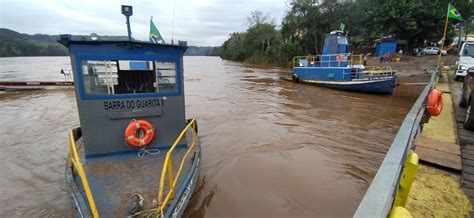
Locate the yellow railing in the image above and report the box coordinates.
[363,66,395,77]
[68,130,99,218]
[157,119,198,215]
[292,53,363,68]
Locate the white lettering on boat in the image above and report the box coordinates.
[172,157,199,217]
[103,99,164,111]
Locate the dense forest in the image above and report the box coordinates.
[219,0,474,67]
[0,28,70,56]
[0,28,218,57]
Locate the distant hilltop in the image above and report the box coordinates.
[0,28,218,57]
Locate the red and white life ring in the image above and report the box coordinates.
[427,89,443,116]
[337,54,344,62]
[125,119,155,147]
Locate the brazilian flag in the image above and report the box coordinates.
[150,18,166,44]
[448,5,462,21]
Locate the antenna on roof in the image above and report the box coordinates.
[171,0,176,45]
[121,5,133,41]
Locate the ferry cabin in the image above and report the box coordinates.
[60,36,201,217]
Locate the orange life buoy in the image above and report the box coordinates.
[427,89,443,116]
[125,119,155,148]
[337,54,344,62]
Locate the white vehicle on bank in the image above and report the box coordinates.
[422,47,446,55]
[455,42,474,81]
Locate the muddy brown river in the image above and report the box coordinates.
[0,56,424,217]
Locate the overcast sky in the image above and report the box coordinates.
[0,0,288,46]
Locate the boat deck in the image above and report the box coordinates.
[83,147,193,216]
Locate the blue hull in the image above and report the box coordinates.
[291,66,397,94]
[300,77,397,95]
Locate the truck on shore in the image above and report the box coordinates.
[455,41,474,81]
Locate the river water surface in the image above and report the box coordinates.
[0,56,422,217]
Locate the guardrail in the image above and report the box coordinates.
[364,66,394,74]
[354,71,437,217]
[157,119,198,215]
[361,66,395,78]
[68,129,99,218]
[292,53,363,68]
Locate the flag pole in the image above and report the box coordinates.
[437,3,450,68]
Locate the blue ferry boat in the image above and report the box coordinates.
[289,31,397,94]
[61,6,200,217]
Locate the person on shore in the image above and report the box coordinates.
[381,53,388,63]
[385,53,392,63]
[363,53,369,66]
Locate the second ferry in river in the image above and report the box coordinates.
[288,31,397,94]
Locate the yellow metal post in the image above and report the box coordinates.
[349,53,353,67]
[388,207,413,218]
[167,157,175,199]
[68,131,99,218]
[393,152,419,208]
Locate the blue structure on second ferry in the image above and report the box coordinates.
[290,31,397,94]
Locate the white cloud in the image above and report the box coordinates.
[0,0,287,46]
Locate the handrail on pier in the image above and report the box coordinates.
[354,71,438,217]
[362,66,395,77]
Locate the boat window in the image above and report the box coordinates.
[325,36,338,54]
[80,60,178,95]
[337,36,348,45]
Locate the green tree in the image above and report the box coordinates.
[367,0,473,48]
[220,32,247,61]
[281,0,367,54]
[220,0,474,67]
[281,0,324,54]
[246,10,274,28]
[220,10,290,66]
